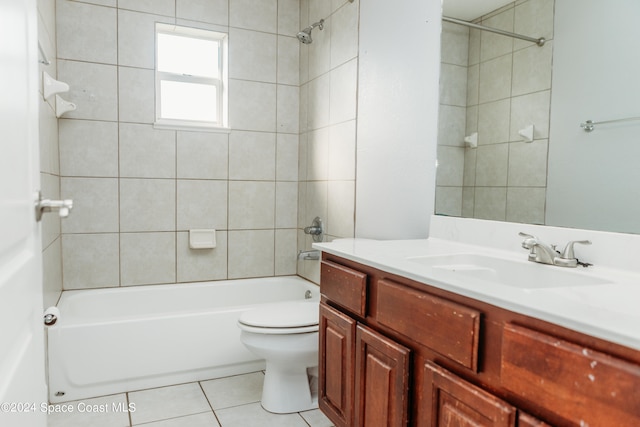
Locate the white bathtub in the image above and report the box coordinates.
[47,276,319,403]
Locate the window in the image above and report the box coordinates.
[155,24,228,130]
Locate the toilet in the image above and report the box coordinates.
[238,300,320,414]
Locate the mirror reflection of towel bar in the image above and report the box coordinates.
[580,116,640,132]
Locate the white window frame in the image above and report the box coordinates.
[154,23,229,132]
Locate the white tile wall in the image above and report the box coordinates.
[278,36,300,85]
[276,182,299,228]
[229,28,277,83]
[278,85,300,133]
[475,144,509,186]
[119,0,175,16]
[228,230,276,278]
[118,67,155,124]
[119,124,176,178]
[230,0,278,33]
[120,179,176,232]
[435,0,554,225]
[62,234,120,289]
[42,239,62,308]
[478,55,512,103]
[177,180,228,230]
[328,120,356,181]
[330,1,359,67]
[228,181,276,229]
[176,0,228,26]
[229,80,277,132]
[176,232,228,282]
[56,1,117,64]
[59,120,118,177]
[120,232,176,286]
[328,58,357,125]
[58,60,118,121]
[117,9,173,69]
[307,127,329,181]
[229,131,276,180]
[275,229,298,275]
[176,131,229,180]
[61,178,119,233]
[39,0,62,307]
[57,0,301,288]
[297,0,359,283]
[512,41,553,96]
[276,134,299,181]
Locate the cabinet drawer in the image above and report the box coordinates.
[501,324,640,426]
[376,279,481,371]
[321,260,367,317]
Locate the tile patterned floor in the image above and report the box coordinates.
[47,371,334,427]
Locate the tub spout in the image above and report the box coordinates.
[298,250,320,261]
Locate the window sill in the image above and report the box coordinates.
[153,121,231,134]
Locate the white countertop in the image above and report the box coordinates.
[313,236,640,351]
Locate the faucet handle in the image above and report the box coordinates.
[561,240,592,259]
[518,232,538,249]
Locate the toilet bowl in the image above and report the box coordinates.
[238,300,319,414]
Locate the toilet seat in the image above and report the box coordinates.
[238,301,319,335]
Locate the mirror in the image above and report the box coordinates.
[435,0,640,234]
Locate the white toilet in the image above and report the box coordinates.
[238,300,320,414]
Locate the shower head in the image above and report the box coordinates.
[296,28,313,44]
[296,19,324,44]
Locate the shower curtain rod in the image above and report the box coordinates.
[38,41,51,65]
[443,16,546,47]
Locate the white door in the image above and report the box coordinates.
[0,0,47,426]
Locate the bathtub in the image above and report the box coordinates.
[47,276,319,403]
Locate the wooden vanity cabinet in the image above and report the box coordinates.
[319,254,640,427]
[319,262,411,427]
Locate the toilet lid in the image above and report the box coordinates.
[239,301,319,329]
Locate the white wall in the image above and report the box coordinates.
[355,0,441,239]
[546,0,640,233]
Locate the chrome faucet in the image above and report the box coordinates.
[519,232,592,268]
[303,217,324,242]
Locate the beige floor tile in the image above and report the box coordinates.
[134,411,220,427]
[47,394,130,427]
[215,402,309,427]
[201,372,264,410]
[128,383,210,425]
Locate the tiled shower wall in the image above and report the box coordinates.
[436,0,554,224]
[297,0,359,283]
[39,0,62,306]
[57,0,301,289]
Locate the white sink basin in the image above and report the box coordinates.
[407,253,610,289]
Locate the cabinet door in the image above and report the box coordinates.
[518,412,552,427]
[319,303,356,427]
[421,361,516,427]
[354,324,410,427]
